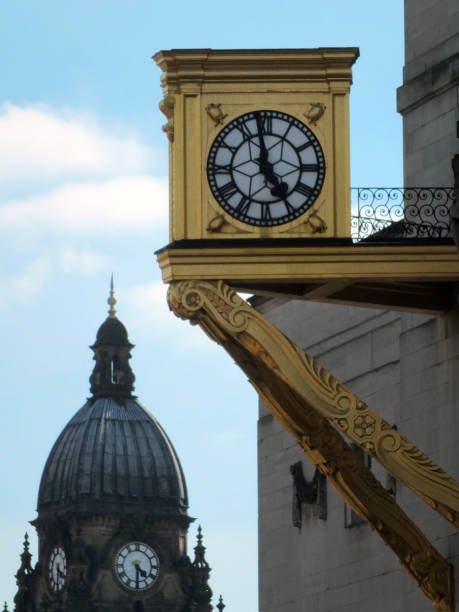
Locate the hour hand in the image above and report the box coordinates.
[271,181,288,198]
[258,155,289,198]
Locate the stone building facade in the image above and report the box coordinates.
[397,0,459,186]
[257,1,459,610]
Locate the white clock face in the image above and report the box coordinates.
[207,109,325,226]
[115,542,159,591]
[48,546,67,592]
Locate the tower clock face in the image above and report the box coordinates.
[207,109,325,227]
[48,545,67,592]
[115,542,159,591]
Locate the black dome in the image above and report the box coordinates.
[37,397,188,518]
[93,316,132,348]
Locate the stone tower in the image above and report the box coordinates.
[13,284,220,612]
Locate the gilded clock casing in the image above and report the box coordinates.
[154,48,359,241]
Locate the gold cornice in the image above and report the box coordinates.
[156,242,458,312]
[153,48,359,89]
[166,279,455,612]
[156,242,459,282]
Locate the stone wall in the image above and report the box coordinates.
[397,0,459,186]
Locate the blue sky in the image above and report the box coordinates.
[0,1,403,609]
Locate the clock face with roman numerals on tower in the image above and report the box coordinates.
[207,109,325,227]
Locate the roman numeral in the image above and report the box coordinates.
[222,141,237,154]
[260,114,272,133]
[261,205,273,222]
[295,141,312,153]
[235,196,250,216]
[284,200,297,215]
[300,163,319,172]
[219,181,238,199]
[235,121,253,139]
[213,163,231,175]
[296,182,313,197]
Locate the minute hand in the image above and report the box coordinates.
[255,114,288,198]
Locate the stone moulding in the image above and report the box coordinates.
[167,279,458,612]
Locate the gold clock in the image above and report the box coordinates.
[207,109,325,227]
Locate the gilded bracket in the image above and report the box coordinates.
[167,279,457,612]
[159,94,175,142]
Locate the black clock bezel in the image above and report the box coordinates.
[207,109,325,227]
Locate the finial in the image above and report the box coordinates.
[190,524,212,605]
[107,274,117,318]
[192,525,209,569]
[217,595,225,611]
[4,602,9,612]
[15,532,33,581]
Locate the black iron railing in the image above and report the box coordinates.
[350,187,455,242]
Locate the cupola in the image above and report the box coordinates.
[37,281,188,518]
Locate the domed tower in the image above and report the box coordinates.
[14,283,219,612]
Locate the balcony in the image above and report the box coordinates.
[157,187,459,314]
[351,187,454,242]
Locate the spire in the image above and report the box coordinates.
[189,526,213,611]
[89,280,135,399]
[216,596,225,611]
[14,533,35,611]
[193,525,208,568]
[15,534,33,579]
[108,274,117,318]
[3,603,9,612]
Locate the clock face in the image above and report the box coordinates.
[48,546,67,592]
[115,542,159,591]
[207,109,325,227]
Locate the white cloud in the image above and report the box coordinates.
[0,255,52,305]
[57,247,109,274]
[0,247,109,307]
[0,176,168,236]
[0,103,154,183]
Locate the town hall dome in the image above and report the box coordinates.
[37,282,188,519]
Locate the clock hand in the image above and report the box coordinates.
[255,113,288,198]
[56,564,65,582]
[255,113,267,155]
[133,560,148,587]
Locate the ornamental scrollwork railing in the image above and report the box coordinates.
[350,187,455,242]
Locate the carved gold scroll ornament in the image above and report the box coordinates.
[167,279,458,612]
